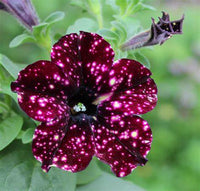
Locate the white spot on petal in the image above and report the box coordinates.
[109,78,116,86]
[131,130,138,138]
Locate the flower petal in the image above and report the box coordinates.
[32,115,69,172]
[51,32,115,94]
[52,117,95,172]
[92,116,152,177]
[103,115,152,158]
[17,92,68,122]
[11,60,73,98]
[98,78,157,116]
[80,31,115,94]
[108,59,152,92]
[92,59,152,105]
[51,33,82,87]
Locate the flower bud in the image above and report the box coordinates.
[0,0,39,30]
[121,12,184,51]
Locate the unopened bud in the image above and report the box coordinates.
[0,0,39,30]
[121,12,184,51]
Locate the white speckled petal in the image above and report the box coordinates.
[92,116,152,177]
[98,78,157,116]
[51,33,82,87]
[108,59,152,92]
[80,31,115,95]
[11,60,74,98]
[52,118,95,172]
[103,115,152,158]
[32,114,70,172]
[17,92,68,122]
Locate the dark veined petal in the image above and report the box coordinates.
[80,31,115,94]
[17,92,68,122]
[52,117,95,172]
[51,32,115,94]
[32,114,70,172]
[98,78,157,116]
[108,59,152,92]
[11,60,74,98]
[51,33,82,87]
[103,115,152,158]
[92,117,152,177]
[92,59,152,105]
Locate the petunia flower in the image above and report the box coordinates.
[121,12,184,51]
[0,0,39,30]
[11,31,157,177]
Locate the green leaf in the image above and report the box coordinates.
[0,101,10,119]
[44,11,65,24]
[0,141,77,191]
[53,33,63,41]
[70,1,87,10]
[5,161,35,191]
[29,166,76,191]
[76,172,145,191]
[0,79,17,102]
[116,0,127,15]
[0,113,23,150]
[130,2,156,15]
[22,127,35,144]
[134,51,151,68]
[140,3,156,11]
[123,17,140,39]
[67,18,98,34]
[9,34,35,48]
[111,21,127,42]
[6,163,77,191]
[32,23,49,38]
[86,0,101,15]
[105,0,119,12]
[77,158,102,185]
[0,54,22,79]
[98,29,119,40]
[0,101,9,112]
[0,142,32,188]
[115,49,128,60]
[0,54,25,101]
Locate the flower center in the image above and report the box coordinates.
[72,102,86,113]
[68,87,97,117]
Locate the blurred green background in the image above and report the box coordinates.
[0,0,200,191]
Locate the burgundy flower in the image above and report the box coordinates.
[11,31,157,177]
